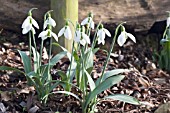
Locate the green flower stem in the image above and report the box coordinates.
[39,40,44,66]
[99,23,124,84]
[67,41,75,91]
[31,30,38,52]
[28,32,32,67]
[91,22,101,49]
[48,37,52,81]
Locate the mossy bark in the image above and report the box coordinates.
[51,0,78,54]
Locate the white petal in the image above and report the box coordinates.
[32,17,39,29]
[81,17,89,25]
[101,39,105,45]
[117,31,126,46]
[97,29,102,37]
[31,27,36,34]
[80,39,86,46]
[42,36,48,40]
[51,32,58,42]
[167,17,170,27]
[22,24,32,34]
[22,16,30,28]
[38,31,47,38]
[43,20,48,29]
[97,37,102,45]
[49,17,56,27]
[82,33,90,44]
[58,27,65,37]
[100,30,105,40]
[103,28,111,37]
[126,33,136,43]
[90,20,95,29]
[74,31,81,42]
[22,28,28,34]
[64,26,72,40]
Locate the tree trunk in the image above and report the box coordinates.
[51,0,78,53]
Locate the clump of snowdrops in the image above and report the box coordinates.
[0,9,140,112]
[55,12,139,113]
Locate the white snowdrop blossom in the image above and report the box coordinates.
[167,17,170,27]
[74,29,90,46]
[43,16,56,29]
[81,17,94,29]
[97,27,111,45]
[22,16,39,34]
[81,13,94,29]
[117,31,136,46]
[38,29,58,41]
[58,25,72,40]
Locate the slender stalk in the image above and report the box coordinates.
[48,37,52,81]
[91,22,101,49]
[29,32,32,66]
[67,41,75,91]
[39,40,44,66]
[99,23,124,83]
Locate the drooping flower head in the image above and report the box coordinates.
[74,24,90,46]
[81,12,94,29]
[43,10,56,30]
[97,24,111,45]
[21,8,39,34]
[117,26,136,47]
[58,20,72,40]
[38,27,58,41]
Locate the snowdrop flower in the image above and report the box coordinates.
[43,16,56,29]
[160,38,169,44]
[97,24,111,45]
[117,26,136,46]
[58,21,72,40]
[38,29,58,41]
[167,17,170,27]
[81,12,94,29]
[22,16,39,34]
[74,25,90,46]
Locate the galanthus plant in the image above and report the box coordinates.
[0,8,140,112]
[157,11,170,72]
[55,13,140,113]
[0,9,67,104]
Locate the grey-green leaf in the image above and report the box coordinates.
[104,94,140,105]
[96,69,129,85]
[50,51,67,66]
[84,69,95,91]
[18,50,32,74]
[84,75,125,109]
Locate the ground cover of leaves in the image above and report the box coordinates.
[0,29,170,113]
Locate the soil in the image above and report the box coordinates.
[0,27,170,113]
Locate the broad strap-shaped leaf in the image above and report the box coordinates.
[96,69,129,85]
[49,51,67,66]
[84,75,125,109]
[104,94,140,105]
[18,50,32,74]
[66,61,77,82]
[84,69,95,91]
[52,43,72,61]
[92,47,100,54]
[85,48,93,70]
[0,66,24,74]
